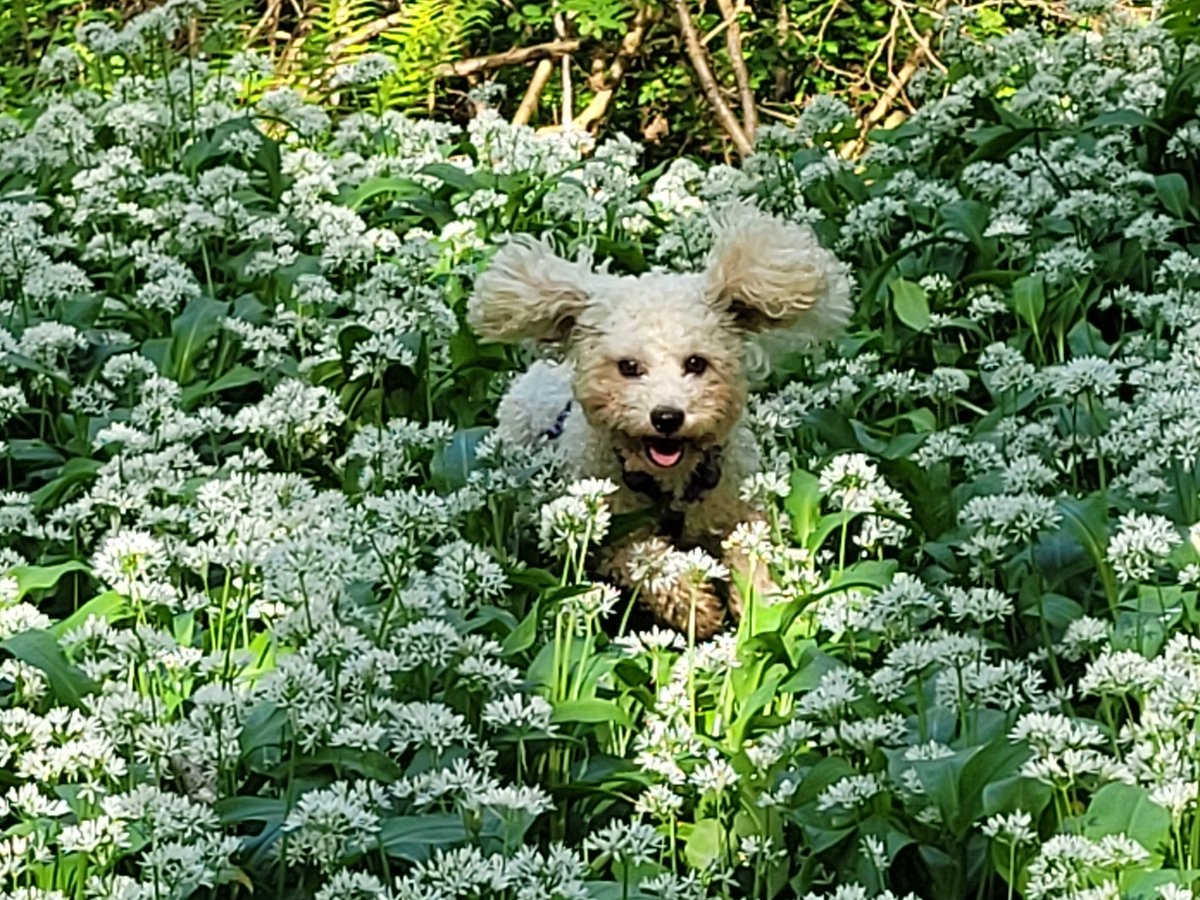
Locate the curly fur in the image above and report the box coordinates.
[470,210,853,637]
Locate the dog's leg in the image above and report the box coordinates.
[603,533,727,640]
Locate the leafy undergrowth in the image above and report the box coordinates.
[3,3,1200,899]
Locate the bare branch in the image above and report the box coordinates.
[326,12,409,57]
[575,4,655,131]
[847,0,951,157]
[894,0,948,74]
[714,0,756,139]
[673,0,754,157]
[432,38,586,78]
[553,9,573,130]
[513,58,555,125]
[247,0,283,47]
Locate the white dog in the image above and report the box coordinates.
[469,211,853,637]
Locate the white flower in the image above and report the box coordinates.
[816,773,882,811]
[91,529,165,596]
[1106,511,1181,582]
[282,781,383,870]
[982,810,1036,844]
[583,820,663,866]
[690,750,739,793]
[482,693,556,733]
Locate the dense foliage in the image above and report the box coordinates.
[1,0,1082,161]
[4,2,1200,899]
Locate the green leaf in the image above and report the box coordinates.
[170,295,229,383]
[8,560,91,601]
[275,748,404,781]
[430,426,490,491]
[502,599,541,656]
[551,699,632,728]
[53,591,128,638]
[785,469,822,545]
[6,439,64,466]
[1011,275,1045,329]
[683,818,724,869]
[0,629,98,707]
[181,365,263,407]
[885,744,984,837]
[346,175,430,209]
[730,665,785,747]
[215,796,288,825]
[28,457,102,511]
[1083,783,1171,855]
[939,200,989,249]
[418,163,479,193]
[982,774,1051,819]
[1154,173,1191,220]
[889,278,931,331]
[377,814,469,862]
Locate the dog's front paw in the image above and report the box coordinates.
[606,536,731,639]
[643,576,726,640]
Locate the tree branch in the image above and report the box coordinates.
[432,38,586,78]
[847,0,950,156]
[513,58,555,125]
[575,3,655,131]
[553,8,573,130]
[714,0,756,140]
[673,0,753,157]
[326,11,408,57]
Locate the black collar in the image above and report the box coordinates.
[618,444,724,505]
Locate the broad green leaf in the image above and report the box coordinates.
[170,295,229,383]
[181,365,263,407]
[6,439,64,466]
[9,560,91,601]
[0,629,98,707]
[889,278,931,331]
[984,772,1051,820]
[28,457,102,511]
[53,591,128,638]
[377,814,469,861]
[939,199,989,249]
[502,599,541,656]
[418,162,479,193]
[730,665,785,747]
[1155,173,1191,219]
[430,426,490,491]
[583,884,656,900]
[785,469,822,544]
[346,175,429,209]
[1083,783,1171,855]
[551,699,632,728]
[683,818,724,870]
[885,744,984,836]
[214,796,287,825]
[1011,275,1045,329]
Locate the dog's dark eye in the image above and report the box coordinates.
[684,355,709,375]
[617,359,642,378]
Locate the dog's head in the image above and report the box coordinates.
[469,211,853,484]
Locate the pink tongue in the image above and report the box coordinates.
[649,445,683,467]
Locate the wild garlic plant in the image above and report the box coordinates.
[4,1,1200,899]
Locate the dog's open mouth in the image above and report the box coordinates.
[645,437,685,468]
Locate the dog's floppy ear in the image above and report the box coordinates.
[468,235,593,346]
[705,211,853,340]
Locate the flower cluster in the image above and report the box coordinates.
[3,3,1200,899]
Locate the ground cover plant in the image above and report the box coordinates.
[3,2,1200,898]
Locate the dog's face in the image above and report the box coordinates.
[570,276,747,478]
[468,211,854,488]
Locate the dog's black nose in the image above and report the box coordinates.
[651,406,685,435]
